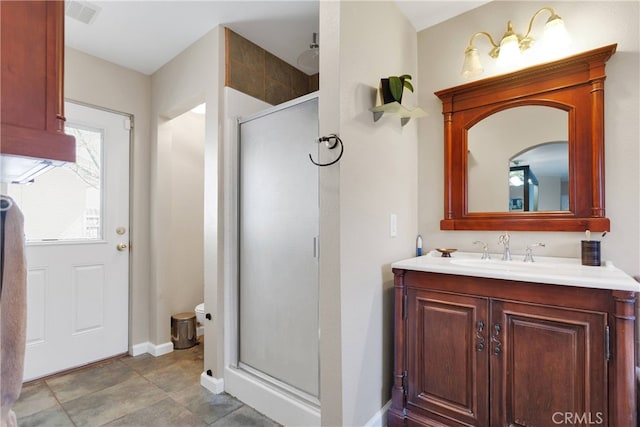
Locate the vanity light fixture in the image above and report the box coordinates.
[297,32,319,75]
[461,7,571,78]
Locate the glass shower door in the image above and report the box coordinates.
[238,95,319,399]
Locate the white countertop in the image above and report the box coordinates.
[392,250,640,292]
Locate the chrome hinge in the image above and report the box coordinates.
[605,325,611,361]
[124,117,133,130]
[402,294,408,320]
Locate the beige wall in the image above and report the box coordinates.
[64,2,640,424]
[319,2,419,425]
[418,1,640,274]
[149,26,224,380]
[67,26,219,366]
[166,111,205,314]
[468,106,567,212]
[65,47,152,349]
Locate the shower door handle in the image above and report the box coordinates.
[313,236,319,258]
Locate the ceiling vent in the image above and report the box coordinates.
[65,0,102,25]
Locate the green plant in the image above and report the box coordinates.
[388,74,414,101]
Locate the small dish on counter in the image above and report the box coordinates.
[435,248,457,257]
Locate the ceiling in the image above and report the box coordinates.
[65,0,489,76]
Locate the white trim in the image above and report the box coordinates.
[149,342,173,357]
[197,326,204,336]
[238,362,319,407]
[129,341,173,357]
[129,342,149,357]
[237,91,318,124]
[364,400,391,427]
[200,372,225,394]
[225,366,321,427]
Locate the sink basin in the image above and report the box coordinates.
[451,258,543,271]
[449,257,582,273]
[391,250,639,292]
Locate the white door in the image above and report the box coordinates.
[7,102,130,381]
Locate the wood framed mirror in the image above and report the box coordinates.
[435,44,616,232]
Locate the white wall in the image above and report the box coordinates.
[418,1,640,274]
[65,47,152,350]
[319,2,419,425]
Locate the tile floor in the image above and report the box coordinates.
[14,341,280,427]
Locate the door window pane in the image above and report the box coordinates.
[7,124,103,242]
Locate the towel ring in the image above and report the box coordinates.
[309,134,344,167]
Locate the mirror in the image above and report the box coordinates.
[435,44,616,231]
[467,106,568,213]
[510,142,569,212]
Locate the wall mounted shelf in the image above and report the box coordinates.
[369,102,427,126]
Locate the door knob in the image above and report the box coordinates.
[117,243,128,252]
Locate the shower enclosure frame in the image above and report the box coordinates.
[225,92,321,422]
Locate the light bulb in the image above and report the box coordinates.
[297,32,319,74]
[461,47,484,78]
[496,33,522,69]
[542,16,571,56]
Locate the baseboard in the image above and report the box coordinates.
[364,400,391,427]
[130,342,149,357]
[129,341,173,357]
[149,341,173,356]
[197,326,204,336]
[200,372,225,394]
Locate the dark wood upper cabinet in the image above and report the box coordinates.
[1,0,75,163]
[435,45,616,232]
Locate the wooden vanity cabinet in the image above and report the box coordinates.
[389,269,637,427]
[1,0,75,162]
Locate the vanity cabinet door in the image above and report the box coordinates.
[406,289,489,426]
[490,300,608,427]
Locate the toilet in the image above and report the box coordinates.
[195,303,205,326]
[195,303,205,337]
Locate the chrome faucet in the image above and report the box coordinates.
[523,243,546,262]
[498,232,512,261]
[473,241,491,260]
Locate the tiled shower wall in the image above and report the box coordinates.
[225,28,319,105]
